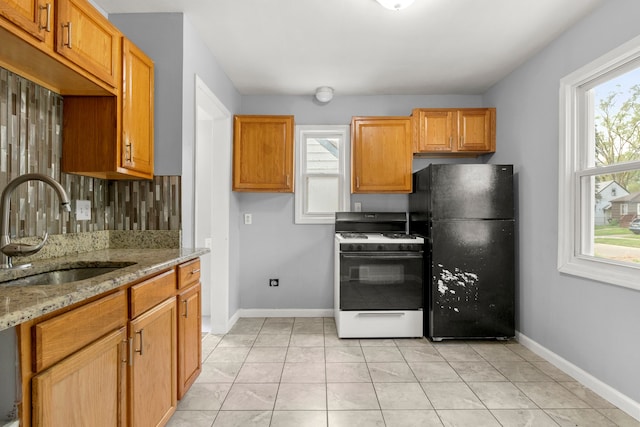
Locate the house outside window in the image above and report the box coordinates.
[294,125,350,224]
[621,203,629,216]
[559,34,640,291]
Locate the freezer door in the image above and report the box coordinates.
[430,164,514,220]
[429,219,515,339]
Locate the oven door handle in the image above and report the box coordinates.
[340,252,423,259]
[357,312,406,317]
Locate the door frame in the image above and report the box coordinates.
[194,75,231,334]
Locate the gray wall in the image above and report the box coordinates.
[483,0,640,403]
[237,94,484,311]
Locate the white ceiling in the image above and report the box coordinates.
[92,0,604,96]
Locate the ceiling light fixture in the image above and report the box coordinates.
[315,86,334,103]
[375,0,415,11]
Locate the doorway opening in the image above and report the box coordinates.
[194,75,231,334]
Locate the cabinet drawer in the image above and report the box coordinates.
[34,290,127,372]
[177,258,200,289]
[130,269,176,318]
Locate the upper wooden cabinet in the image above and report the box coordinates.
[233,115,294,192]
[351,116,413,193]
[0,0,51,42]
[412,108,496,156]
[121,38,154,177]
[54,0,120,87]
[0,0,118,94]
[62,37,154,180]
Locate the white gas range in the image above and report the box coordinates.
[334,212,425,338]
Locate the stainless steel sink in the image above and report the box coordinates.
[0,261,136,286]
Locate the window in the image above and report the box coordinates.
[559,34,640,290]
[621,203,629,216]
[295,125,350,224]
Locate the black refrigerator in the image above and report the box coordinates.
[409,164,515,340]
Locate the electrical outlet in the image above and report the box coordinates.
[76,200,91,220]
[269,278,279,287]
[244,213,252,225]
[354,202,362,212]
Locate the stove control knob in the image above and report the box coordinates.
[378,245,383,250]
[399,244,405,250]
[357,244,363,250]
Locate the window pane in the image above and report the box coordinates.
[306,137,339,173]
[306,176,339,214]
[592,67,640,167]
[581,173,640,265]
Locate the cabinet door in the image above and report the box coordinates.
[177,283,201,399]
[351,117,412,193]
[31,327,127,427]
[0,0,51,41]
[414,110,455,153]
[456,109,495,152]
[233,115,294,192]
[55,0,120,87]
[121,38,154,178]
[129,297,177,427]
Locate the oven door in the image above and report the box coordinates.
[339,251,423,310]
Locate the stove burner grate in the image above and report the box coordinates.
[340,233,367,239]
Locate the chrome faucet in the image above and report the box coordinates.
[0,174,71,269]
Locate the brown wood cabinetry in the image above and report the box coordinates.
[0,0,117,95]
[176,259,201,399]
[20,290,128,427]
[16,259,204,427]
[32,327,127,427]
[128,297,177,427]
[54,0,120,87]
[351,116,413,193]
[233,115,295,192]
[0,0,51,42]
[412,108,496,156]
[62,37,154,180]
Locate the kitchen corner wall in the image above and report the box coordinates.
[0,67,181,238]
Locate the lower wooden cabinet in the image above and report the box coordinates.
[128,296,177,427]
[177,282,201,399]
[31,327,127,427]
[18,258,203,427]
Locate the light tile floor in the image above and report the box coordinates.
[169,317,640,427]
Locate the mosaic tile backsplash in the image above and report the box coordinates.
[0,68,181,239]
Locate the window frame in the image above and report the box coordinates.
[294,125,350,224]
[558,34,640,291]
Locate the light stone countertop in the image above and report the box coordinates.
[0,247,208,331]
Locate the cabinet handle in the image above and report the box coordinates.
[190,268,200,275]
[128,337,133,366]
[135,329,144,356]
[121,339,128,364]
[39,3,51,32]
[460,135,464,146]
[62,22,72,48]
[449,136,453,145]
[125,142,132,163]
[286,175,290,187]
[356,177,360,189]
[183,300,188,318]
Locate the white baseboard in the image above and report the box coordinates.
[517,331,640,422]
[239,308,335,318]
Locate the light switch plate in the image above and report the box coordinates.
[76,200,91,220]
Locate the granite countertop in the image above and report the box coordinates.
[0,247,208,331]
